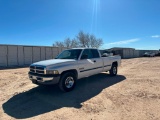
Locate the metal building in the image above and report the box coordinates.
[108,47,139,58]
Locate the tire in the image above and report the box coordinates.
[59,72,77,92]
[109,64,117,76]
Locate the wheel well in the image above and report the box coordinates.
[61,69,78,78]
[112,61,118,66]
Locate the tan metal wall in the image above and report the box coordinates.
[18,46,24,66]
[24,47,33,65]
[33,47,41,63]
[0,45,7,67]
[122,49,140,58]
[0,45,64,67]
[8,46,18,66]
[45,47,53,60]
[123,49,130,58]
[40,47,45,60]
[53,47,59,58]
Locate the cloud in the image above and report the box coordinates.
[107,38,140,45]
[151,35,160,38]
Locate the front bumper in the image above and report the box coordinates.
[28,72,60,85]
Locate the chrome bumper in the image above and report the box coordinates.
[29,75,52,82]
[28,74,60,85]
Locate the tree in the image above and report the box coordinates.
[53,41,64,48]
[90,35,103,48]
[64,38,79,48]
[64,38,72,48]
[53,31,103,48]
[77,31,90,48]
[70,38,79,48]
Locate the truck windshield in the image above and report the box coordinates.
[56,49,82,60]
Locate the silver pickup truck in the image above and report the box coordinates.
[28,48,121,92]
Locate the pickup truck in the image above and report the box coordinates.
[28,48,121,92]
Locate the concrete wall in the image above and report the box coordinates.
[0,45,65,67]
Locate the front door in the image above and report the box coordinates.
[78,49,102,79]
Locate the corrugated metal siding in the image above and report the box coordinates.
[123,49,130,58]
[46,47,53,60]
[24,47,33,65]
[53,47,58,58]
[134,50,139,58]
[33,47,41,63]
[40,47,45,60]
[18,46,24,66]
[8,46,18,66]
[129,49,134,58]
[1,44,158,67]
[0,45,66,67]
[58,47,62,54]
[0,46,7,67]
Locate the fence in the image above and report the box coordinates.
[0,45,159,67]
[0,45,66,67]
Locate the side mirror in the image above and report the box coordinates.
[81,54,88,59]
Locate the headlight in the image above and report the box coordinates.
[46,70,59,74]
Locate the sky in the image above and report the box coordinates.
[0,0,160,50]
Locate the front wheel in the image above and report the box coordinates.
[109,64,117,76]
[59,72,76,92]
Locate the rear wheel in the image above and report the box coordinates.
[109,64,117,76]
[59,72,76,92]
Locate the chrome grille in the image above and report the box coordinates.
[30,65,45,74]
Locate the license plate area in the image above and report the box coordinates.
[30,76,42,81]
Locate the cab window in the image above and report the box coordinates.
[91,49,100,58]
[81,49,93,59]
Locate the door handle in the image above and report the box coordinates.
[93,60,96,62]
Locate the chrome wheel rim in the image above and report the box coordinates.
[65,76,74,88]
[113,67,117,74]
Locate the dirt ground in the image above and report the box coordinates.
[0,57,160,120]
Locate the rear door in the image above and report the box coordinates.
[102,57,112,71]
[90,49,103,73]
[78,49,103,79]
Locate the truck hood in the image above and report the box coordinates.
[32,59,76,66]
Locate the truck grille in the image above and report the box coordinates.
[30,65,45,74]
